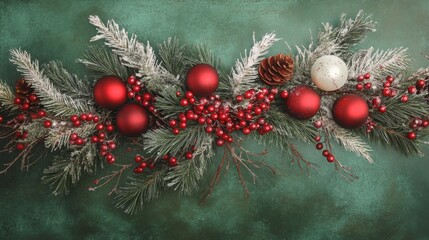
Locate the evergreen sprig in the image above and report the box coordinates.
[77,46,130,80]
[0,80,18,112]
[158,37,187,77]
[114,167,168,214]
[154,85,187,118]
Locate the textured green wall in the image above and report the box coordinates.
[1,0,429,239]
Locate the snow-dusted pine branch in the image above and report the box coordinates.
[229,32,279,96]
[291,10,376,82]
[88,15,177,91]
[9,49,93,116]
[348,47,410,84]
[0,80,18,112]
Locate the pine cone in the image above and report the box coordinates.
[258,54,294,85]
[15,79,33,98]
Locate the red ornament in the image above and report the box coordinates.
[93,76,127,109]
[285,86,321,120]
[332,94,369,129]
[186,64,219,97]
[116,103,150,137]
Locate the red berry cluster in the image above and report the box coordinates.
[364,118,377,133]
[355,72,373,91]
[407,78,427,96]
[69,113,100,128]
[13,93,39,112]
[407,117,429,140]
[312,120,336,163]
[169,88,276,146]
[126,75,156,113]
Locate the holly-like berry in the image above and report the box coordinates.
[422,120,429,128]
[407,132,417,140]
[169,157,178,166]
[91,136,99,143]
[185,152,193,159]
[316,143,323,150]
[386,75,394,82]
[356,83,364,91]
[408,86,417,94]
[127,75,137,85]
[28,94,38,102]
[313,120,322,129]
[134,167,143,174]
[314,135,321,142]
[364,82,372,90]
[363,73,371,79]
[382,88,391,97]
[135,155,143,162]
[96,123,105,131]
[322,150,330,157]
[327,154,335,162]
[172,128,180,135]
[180,98,189,107]
[216,138,225,146]
[280,90,289,99]
[43,120,52,128]
[378,105,387,113]
[16,143,26,151]
[401,95,409,103]
[357,75,365,82]
[416,79,426,89]
[0,115,3,124]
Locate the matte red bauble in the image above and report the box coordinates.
[285,86,321,120]
[332,94,369,129]
[116,103,150,137]
[93,75,127,109]
[186,64,219,96]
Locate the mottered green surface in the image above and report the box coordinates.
[1,0,429,239]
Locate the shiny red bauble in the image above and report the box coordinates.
[93,75,127,109]
[285,86,321,120]
[116,103,150,137]
[186,64,219,97]
[332,94,369,129]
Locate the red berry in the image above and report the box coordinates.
[422,120,429,128]
[176,91,181,97]
[98,132,106,139]
[400,95,408,103]
[363,73,371,79]
[185,91,194,99]
[106,125,114,132]
[280,90,289,99]
[378,105,387,113]
[253,107,262,115]
[14,97,22,105]
[322,150,330,157]
[216,139,225,146]
[135,155,143,162]
[314,135,321,142]
[383,82,391,88]
[0,115,3,124]
[90,136,98,143]
[416,79,426,89]
[242,127,251,135]
[28,94,38,102]
[169,157,178,166]
[372,97,382,108]
[205,126,213,133]
[37,110,47,118]
[127,91,135,98]
[16,113,26,123]
[408,86,417,94]
[139,162,147,169]
[70,115,78,122]
[143,93,152,101]
[172,128,180,135]
[244,90,253,99]
[16,143,25,151]
[198,116,206,125]
[96,123,104,131]
[93,116,100,123]
[75,138,84,145]
[313,120,322,129]
[70,133,78,140]
[185,152,193,159]
[316,143,323,150]
[180,98,189,107]
[132,85,141,92]
[386,75,394,82]
[356,83,364,91]
[169,119,177,127]
[382,88,391,97]
[134,167,143,174]
[21,103,30,110]
[407,132,417,140]
[364,82,372,89]
[236,95,243,102]
[108,142,117,150]
[43,120,52,128]
[80,114,88,121]
[327,154,335,162]
[127,75,136,85]
[357,75,365,82]
[179,121,187,129]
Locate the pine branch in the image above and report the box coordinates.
[159,37,187,77]
[154,85,188,118]
[144,125,212,158]
[42,144,97,196]
[323,118,373,163]
[114,167,168,214]
[371,94,427,128]
[0,80,18,112]
[77,46,130,80]
[229,33,279,96]
[164,135,214,195]
[9,49,93,116]
[347,47,410,83]
[88,15,177,92]
[366,125,422,156]
[291,10,376,82]
[43,61,93,99]
[44,123,96,151]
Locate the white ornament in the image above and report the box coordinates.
[311,55,348,91]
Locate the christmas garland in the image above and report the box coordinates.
[0,11,428,214]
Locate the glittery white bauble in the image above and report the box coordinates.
[311,55,348,91]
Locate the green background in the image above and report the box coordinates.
[1,0,429,239]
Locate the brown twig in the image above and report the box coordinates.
[88,163,133,195]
